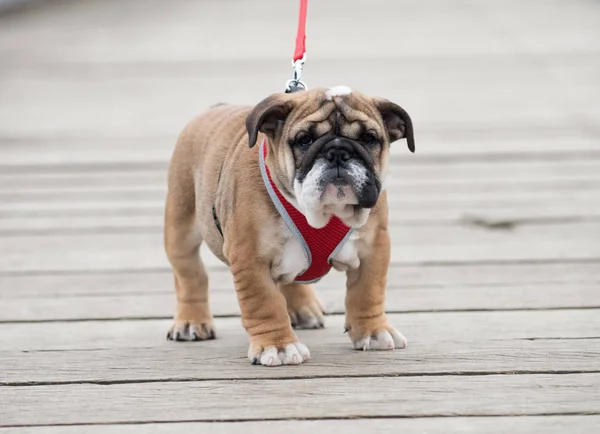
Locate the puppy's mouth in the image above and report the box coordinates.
[322,183,357,202]
[317,162,378,209]
[319,168,358,202]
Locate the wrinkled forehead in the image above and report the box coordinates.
[285,88,382,139]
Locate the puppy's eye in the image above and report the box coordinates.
[296,134,313,147]
[362,131,377,145]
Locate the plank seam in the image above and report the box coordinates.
[3,370,600,388]
[1,412,599,429]
[2,306,600,325]
[4,215,600,237]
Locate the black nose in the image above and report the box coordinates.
[325,147,352,164]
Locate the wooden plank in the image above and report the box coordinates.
[2,373,599,426]
[1,282,599,322]
[0,416,598,434]
[0,135,599,167]
[1,262,597,298]
[1,187,598,225]
[2,330,598,384]
[2,197,599,233]
[1,205,599,235]
[0,310,598,352]
[2,158,599,186]
[1,262,598,322]
[1,74,572,140]
[1,159,599,230]
[1,222,599,273]
[2,184,598,210]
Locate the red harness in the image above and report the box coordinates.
[259,139,353,283]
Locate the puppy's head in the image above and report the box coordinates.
[246,86,414,228]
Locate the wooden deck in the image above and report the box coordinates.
[1,0,600,431]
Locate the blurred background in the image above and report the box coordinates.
[1,0,599,318]
[1,0,599,270]
[1,0,600,316]
[1,0,600,429]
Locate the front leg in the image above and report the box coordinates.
[230,253,311,366]
[345,226,407,351]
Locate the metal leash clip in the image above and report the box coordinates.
[285,54,308,93]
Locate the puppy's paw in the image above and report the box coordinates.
[348,325,407,351]
[289,304,325,330]
[166,321,216,342]
[280,284,325,329]
[248,342,311,367]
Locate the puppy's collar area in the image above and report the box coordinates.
[259,139,353,283]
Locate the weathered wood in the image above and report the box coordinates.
[1,136,599,168]
[2,186,598,211]
[2,373,599,426]
[1,262,597,297]
[2,331,598,385]
[3,160,599,195]
[4,261,598,321]
[2,282,599,322]
[2,0,600,429]
[2,158,599,234]
[0,416,597,434]
[2,202,599,234]
[2,158,599,184]
[1,310,598,352]
[1,223,599,273]
[1,192,599,232]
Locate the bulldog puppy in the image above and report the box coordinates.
[164,86,415,366]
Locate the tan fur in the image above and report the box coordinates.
[164,88,414,363]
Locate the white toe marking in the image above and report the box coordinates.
[389,328,408,349]
[353,337,370,351]
[294,342,311,361]
[352,328,408,351]
[256,343,311,366]
[259,347,282,367]
[326,85,352,100]
[281,344,302,365]
[370,330,395,350]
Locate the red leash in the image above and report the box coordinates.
[293,0,308,62]
[286,0,308,93]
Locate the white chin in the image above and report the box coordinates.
[294,174,371,229]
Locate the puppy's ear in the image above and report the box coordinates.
[374,98,415,153]
[246,94,294,148]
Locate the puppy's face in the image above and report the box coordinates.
[246,87,414,228]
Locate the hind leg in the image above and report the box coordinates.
[279,283,325,329]
[164,175,215,341]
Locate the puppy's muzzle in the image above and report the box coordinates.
[319,139,358,186]
[317,138,380,209]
